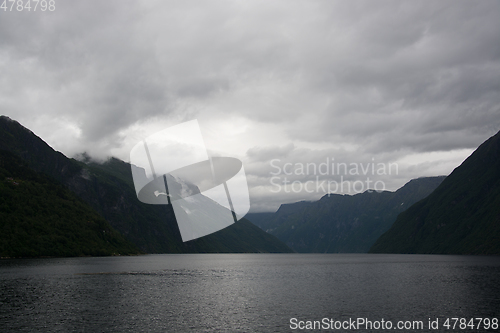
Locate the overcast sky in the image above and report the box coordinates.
[1,0,499,212]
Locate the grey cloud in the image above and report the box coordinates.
[246,143,295,162]
[278,1,500,153]
[1,1,171,144]
[244,144,414,212]
[1,0,499,211]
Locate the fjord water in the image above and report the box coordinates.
[1,254,499,332]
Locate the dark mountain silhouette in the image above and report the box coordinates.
[370,130,500,254]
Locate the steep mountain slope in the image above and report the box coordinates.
[246,176,445,253]
[370,130,500,254]
[0,150,140,257]
[244,212,275,230]
[0,116,292,254]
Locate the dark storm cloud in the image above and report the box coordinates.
[1,1,170,144]
[284,1,500,153]
[3,0,497,150]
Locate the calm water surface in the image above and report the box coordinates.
[0,254,499,332]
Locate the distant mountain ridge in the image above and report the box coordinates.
[0,116,292,254]
[246,176,445,253]
[370,130,500,254]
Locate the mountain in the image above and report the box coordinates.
[0,150,140,257]
[243,212,275,230]
[0,116,292,254]
[246,176,445,253]
[370,130,500,254]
